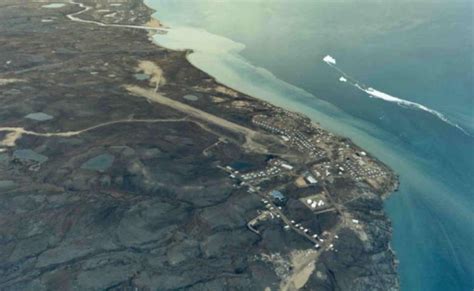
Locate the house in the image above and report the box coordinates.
[281,163,293,170]
[281,135,290,142]
[305,174,318,184]
[270,190,285,201]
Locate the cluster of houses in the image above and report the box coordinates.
[226,113,380,253]
[286,130,324,158]
[310,162,333,182]
[226,159,294,183]
[239,165,281,181]
[339,153,386,181]
[287,220,337,250]
[253,188,331,250]
[228,165,342,252]
[252,115,325,159]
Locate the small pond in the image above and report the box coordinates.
[81,154,115,172]
[0,180,16,191]
[134,73,150,81]
[183,94,199,101]
[13,149,48,163]
[24,112,53,121]
[230,161,256,171]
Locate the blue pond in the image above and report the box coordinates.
[81,154,115,172]
[134,73,150,81]
[13,149,48,163]
[24,112,53,121]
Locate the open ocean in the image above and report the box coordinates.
[145,0,474,290]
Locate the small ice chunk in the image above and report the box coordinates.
[323,55,336,65]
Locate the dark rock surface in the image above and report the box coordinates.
[0,0,399,290]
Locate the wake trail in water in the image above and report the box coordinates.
[322,55,471,136]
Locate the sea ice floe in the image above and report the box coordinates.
[323,55,336,65]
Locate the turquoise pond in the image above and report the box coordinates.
[24,112,53,121]
[134,73,150,81]
[13,149,48,163]
[145,0,473,290]
[81,154,115,172]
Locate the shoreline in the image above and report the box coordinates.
[140,0,400,288]
[141,1,400,196]
[0,0,400,289]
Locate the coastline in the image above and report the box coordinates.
[140,2,400,195]
[140,0,400,289]
[0,0,400,289]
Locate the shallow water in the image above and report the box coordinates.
[146,1,473,289]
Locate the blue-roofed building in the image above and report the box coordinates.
[270,190,285,201]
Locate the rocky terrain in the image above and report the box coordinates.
[0,0,399,290]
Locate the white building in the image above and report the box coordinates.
[281,163,294,170]
[305,175,318,184]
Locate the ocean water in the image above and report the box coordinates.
[145,0,474,290]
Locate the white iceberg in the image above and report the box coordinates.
[323,55,336,65]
